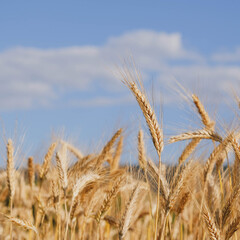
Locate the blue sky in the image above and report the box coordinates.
[0,1,240,165]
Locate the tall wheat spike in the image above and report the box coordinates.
[121,72,163,159]
[121,67,164,240]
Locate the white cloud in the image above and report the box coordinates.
[212,47,240,62]
[0,29,239,110]
[69,95,133,108]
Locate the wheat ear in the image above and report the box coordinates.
[119,184,141,240]
[231,138,240,186]
[95,128,122,167]
[39,142,57,179]
[146,159,169,203]
[122,77,163,159]
[96,176,123,222]
[56,143,68,238]
[169,129,222,143]
[61,140,83,160]
[192,94,214,130]
[56,144,68,194]
[178,138,201,164]
[51,180,59,210]
[5,215,38,237]
[167,161,193,212]
[222,183,240,228]
[28,156,34,188]
[138,130,147,169]
[224,215,240,240]
[203,208,221,240]
[177,94,215,165]
[68,154,94,179]
[111,136,123,171]
[204,133,232,182]
[7,139,15,202]
[65,173,100,240]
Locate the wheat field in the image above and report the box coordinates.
[0,69,240,240]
